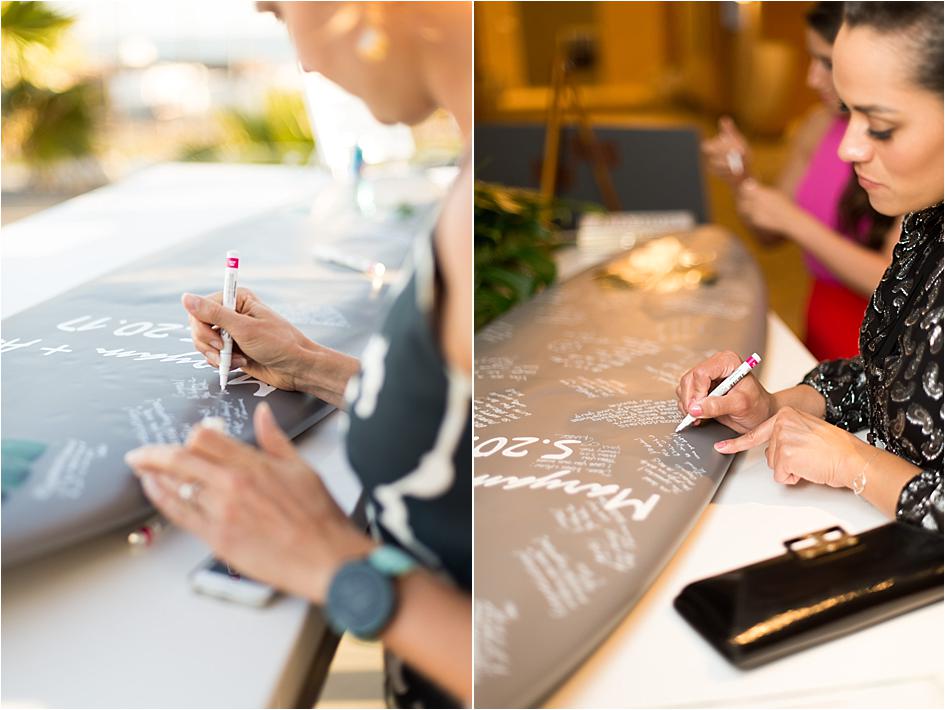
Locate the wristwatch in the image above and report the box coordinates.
[325,545,417,639]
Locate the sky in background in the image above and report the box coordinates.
[53,0,297,65]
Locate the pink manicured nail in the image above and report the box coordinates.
[182,293,200,310]
[715,441,729,451]
[689,402,703,416]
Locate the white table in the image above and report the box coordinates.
[0,163,430,708]
[545,249,944,708]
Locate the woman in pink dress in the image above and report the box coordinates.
[703,2,900,360]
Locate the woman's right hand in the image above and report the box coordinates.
[676,351,776,434]
[182,289,312,392]
[701,116,750,184]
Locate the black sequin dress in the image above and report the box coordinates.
[802,203,943,531]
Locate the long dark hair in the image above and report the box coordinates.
[806,2,895,250]
[837,174,896,250]
[806,1,844,43]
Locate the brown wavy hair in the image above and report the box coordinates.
[837,171,896,250]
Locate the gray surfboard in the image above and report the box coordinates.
[1,201,431,567]
[474,227,766,708]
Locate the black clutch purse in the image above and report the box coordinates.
[674,522,944,669]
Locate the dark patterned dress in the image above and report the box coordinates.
[802,203,943,531]
[345,232,472,708]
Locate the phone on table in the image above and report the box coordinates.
[189,556,277,607]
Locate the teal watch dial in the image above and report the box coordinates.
[325,546,417,640]
[326,560,394,639]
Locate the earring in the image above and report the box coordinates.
[356,24,389,62]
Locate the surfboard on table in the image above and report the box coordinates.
[1,202,433,567]
[474,226,767,708]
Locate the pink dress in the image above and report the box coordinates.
[793,116,872,360]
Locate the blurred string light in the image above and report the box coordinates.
[118,36,157,68]
[139,62,210,119]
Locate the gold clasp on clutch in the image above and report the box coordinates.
[784,525,860,560]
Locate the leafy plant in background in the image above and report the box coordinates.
[180,90,315,164]
[475,181,582,331]
[1,2,105,173]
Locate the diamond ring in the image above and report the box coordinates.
[178,481,200,503]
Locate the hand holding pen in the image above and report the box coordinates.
[675,351,774,435]
[181,287,359,409]
[701,116,750,185]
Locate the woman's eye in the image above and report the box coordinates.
[838,101,850,114]
[868,128,894,141]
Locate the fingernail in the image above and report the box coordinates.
[140,474,160,499]
[714,441,729,451]
[182,293,200,310]
[124,449,144,467]
[201,416,228,434]
[689,402,703,416]
[211,339,223,350]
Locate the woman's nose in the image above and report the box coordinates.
[837,118,873,164]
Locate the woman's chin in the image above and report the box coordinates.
[364,97,435,128]
[869,191,942,218]
[861,185,897,217]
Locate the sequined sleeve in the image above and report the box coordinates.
[801,356,869,432]
[897,469,944,531]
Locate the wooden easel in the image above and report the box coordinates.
[539,40,621,211]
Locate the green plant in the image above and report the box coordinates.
[180,90,315,164]
[1,2,104,169]
[1,1,72,79]
[474,181,577,331]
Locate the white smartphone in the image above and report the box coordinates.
[189,557,277,607]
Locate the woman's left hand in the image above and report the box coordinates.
[736,178,806,237]
[714,406,870,489]
[124,402,374,603]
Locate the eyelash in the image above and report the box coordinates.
[837,103,894,140]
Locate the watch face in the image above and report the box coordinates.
[327,560,395,639]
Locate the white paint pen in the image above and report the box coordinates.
[726,149,744,177]
[675,352,762,433]
[219,251,239,392]
[312,244,384,275]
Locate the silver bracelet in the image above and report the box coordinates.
[851,448,881,496]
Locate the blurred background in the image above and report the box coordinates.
[1,0,462,224]
[475,0,824,339]
[2,2,467,707]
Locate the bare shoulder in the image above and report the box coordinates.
[790,106,835,158]
[777,106,837,194]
